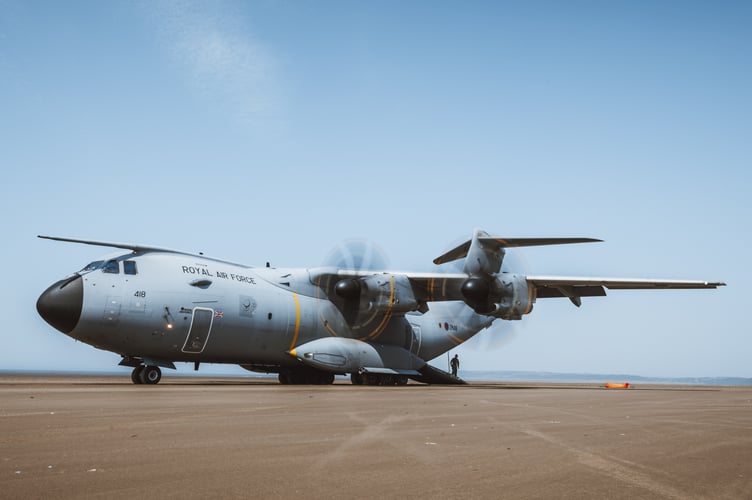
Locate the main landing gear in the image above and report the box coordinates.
[131,365,162,385]
[277,368,335,385]
[350,373,408,386]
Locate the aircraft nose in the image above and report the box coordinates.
[37,275,83,334]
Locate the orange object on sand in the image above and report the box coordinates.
[604,382,631,389]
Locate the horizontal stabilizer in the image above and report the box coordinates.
[433,237,602,265]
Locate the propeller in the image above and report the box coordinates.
[433,237,530,352]
[323,239,390,271]
[474,246,530,350]
[321,238,391,326]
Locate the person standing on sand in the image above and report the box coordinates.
[450,354,460,377]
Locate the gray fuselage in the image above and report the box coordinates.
[45,251,490,372]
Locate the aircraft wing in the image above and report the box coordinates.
[37,235,249,267]
[323,270,725,304]
[326,270,469,303]
[527,276,725,306]
[37,235,184,254]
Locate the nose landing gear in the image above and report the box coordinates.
[131,365,162,385]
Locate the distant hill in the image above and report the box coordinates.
[460,370,752,386]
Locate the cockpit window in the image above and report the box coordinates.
[102,260,120,274]
[80,260,104,273]
[124,260,137,275]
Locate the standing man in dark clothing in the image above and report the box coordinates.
[450,354,460,377]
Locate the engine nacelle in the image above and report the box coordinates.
[360,273,419,314]
[489,273,534,320]
[461,273,534,320]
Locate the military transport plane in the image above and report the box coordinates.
[36,230,724,385]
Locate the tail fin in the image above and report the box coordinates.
[463,229,504,275]
[433,229,601,276]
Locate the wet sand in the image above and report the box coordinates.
[2,374,751,499]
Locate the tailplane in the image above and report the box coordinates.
[432,229,601,318]
[433,229,601,276]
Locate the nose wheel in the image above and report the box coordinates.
[131,365,162,385]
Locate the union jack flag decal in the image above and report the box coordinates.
[214,310,224,318]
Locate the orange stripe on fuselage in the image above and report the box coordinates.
[363,274,395,341]
[448,333,465,346]
[289,292,301,350]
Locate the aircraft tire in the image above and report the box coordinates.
[131,366,144,384]
[282,369,335,385]
[350,373,363,385]
[396,375,408,386]
[140,366,162,385]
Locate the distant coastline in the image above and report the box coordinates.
[459,370,752,386]
[2,369,750,386]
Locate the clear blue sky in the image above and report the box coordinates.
[1,1,748,377]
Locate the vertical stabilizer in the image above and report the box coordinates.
[463,229,504,276]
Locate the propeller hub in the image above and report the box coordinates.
[334,279,361,298]
[461,277,491,306]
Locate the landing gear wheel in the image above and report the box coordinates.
[350,373,363,385]
[139,366,162,385]
[281,369,336,385]
[131,366,144,384]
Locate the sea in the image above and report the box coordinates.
[2,369,750,386]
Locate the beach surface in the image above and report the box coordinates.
[2,374,750,499]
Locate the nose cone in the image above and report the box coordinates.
[37,275,83,334]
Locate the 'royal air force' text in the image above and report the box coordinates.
[181,266,256,284]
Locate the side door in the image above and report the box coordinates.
[182,307,215,354]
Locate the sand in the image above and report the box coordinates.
[2,374,751,499]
